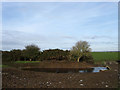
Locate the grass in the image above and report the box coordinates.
[92,52,118,63]
[15,61,41,63]
[0,65,9,68]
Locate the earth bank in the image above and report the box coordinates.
[2,61,119,88]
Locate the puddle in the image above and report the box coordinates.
[79,67,109,73]
[22,67,109,73]
[91,67,108,73]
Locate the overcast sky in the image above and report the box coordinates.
[2,2,118,51]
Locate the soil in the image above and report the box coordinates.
[2,61,119,88]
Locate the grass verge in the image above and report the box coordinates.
[0,65,9,68]
[15,61,40,64]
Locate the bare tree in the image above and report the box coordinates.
[70,41,92,62]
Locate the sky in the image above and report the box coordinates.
[2,2,118,51]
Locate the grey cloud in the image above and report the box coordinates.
[2,30,48,50]
[91,41,118,45]
[2,40,22,46]
[85,35,112,40]
[61,35,77,40]
[3,30,76,51]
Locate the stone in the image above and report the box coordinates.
[105,85,108,87]
[80,84,84,86]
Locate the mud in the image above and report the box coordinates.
[2,61,119,88]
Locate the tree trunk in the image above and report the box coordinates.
[30,59,31,61]
[77,57,80,62]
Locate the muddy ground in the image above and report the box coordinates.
[2,61,119,88]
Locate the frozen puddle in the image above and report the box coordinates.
[79,67,108,73]
[92,67,108,73]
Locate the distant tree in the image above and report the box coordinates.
[24,44,40,61]
[2,51,12,62]
[40,49,70,61]
[21,49,28,61]
[70,41,93,62]
[3,49,22,62]
[10,49,22,61]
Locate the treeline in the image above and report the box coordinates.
[2,45,70,62]
[39,49,70,61]
[2,41,94,63]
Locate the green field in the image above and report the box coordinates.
[92,52,118,62]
